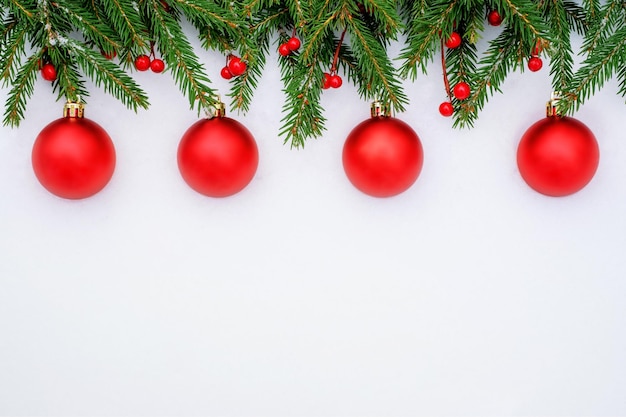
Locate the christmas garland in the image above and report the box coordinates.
[1,0,625,148]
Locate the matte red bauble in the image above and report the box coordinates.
[32,101,116,199]
[178,102,258,197]
[342,102,424,198]
[517,101,599,197]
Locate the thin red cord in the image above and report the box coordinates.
[331,27,348,74]
[441,38,452,100]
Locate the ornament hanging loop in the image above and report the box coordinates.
[370,101,391,118]
[63,97,85,119]
[206,97,226,119]
[546,91,562,117]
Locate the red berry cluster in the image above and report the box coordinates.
[101,49,117,60]
[135,54,165,73]
[439,31,471,117]
[322,72,342,89]
[220,55,247,79]
[279,37,301,57]
[438,82,471,117]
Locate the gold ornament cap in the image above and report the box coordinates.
[546,91,561,117]
[371,101,391,118]
[63,100,85,118]
[208,100,226,119]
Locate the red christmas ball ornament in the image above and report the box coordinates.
[517,98,599,197]
[178,102,259,197]
[278,43,291,57]
[342,102,424,198]
[150,58,165,73]
[439,101,454,117]
[227,56,247,76]
[287,37,301,51]
[32,101,116,199]
[453,82,471,100]
[445,32,462,49]
[41,63,57,81]
[135,54,151,71]
[528,56,543,72]
[488,10,503,26]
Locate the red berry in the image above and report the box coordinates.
[439,101,454,117]
[135,55,151,71]
[228,56,247,76]
[453,82,471,100]
[322,72,331,89]
[220,66,233,80]
[329,74,343,88]
[102,50,117,60]
[150,58,165,73]
[528,56,543,72]
[287,37,301,51]
[278,43,291,57]
[445,32,462,49]
[488,10,502,26]
[41,63,57,81]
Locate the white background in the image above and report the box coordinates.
[1,24,625,416]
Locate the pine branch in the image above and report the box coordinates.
[0,16,27,84]
[455,27,519,128]
[66,39,150,111]
[279,59,326,147]
[449,39,478,128]
[144,0,217,113]
[544,0,576,93]
[345,7,407,111]
[563,25,626,113]
[399,0,458,78]
[3,54,38,126]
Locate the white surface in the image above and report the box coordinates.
[1,29,625,416]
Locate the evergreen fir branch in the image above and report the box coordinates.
[3,54,38,126]
[495,0,546,39]
[66,39,150,111]
[52,1,121,52]
[228,34,267,112]
[617,56,626,101]
[345,10,407,111]
[285,0,306,27]
[50,47,89,103]
[399,0,458,79]
[0,16,27,84]
[455,27,519,128]
[562,1,588,36]
[562,25,626,113]
[279,61,326,148]
[544,0,575,93]
[581,0,622,53]
[300,8,337,62]
[97,0,149,61]
[358,0,401,34]
[144,0,217,113]
[448,38,478,128]
[174,0,240,35]
[2,0,36,21]
[248,5,289,34]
